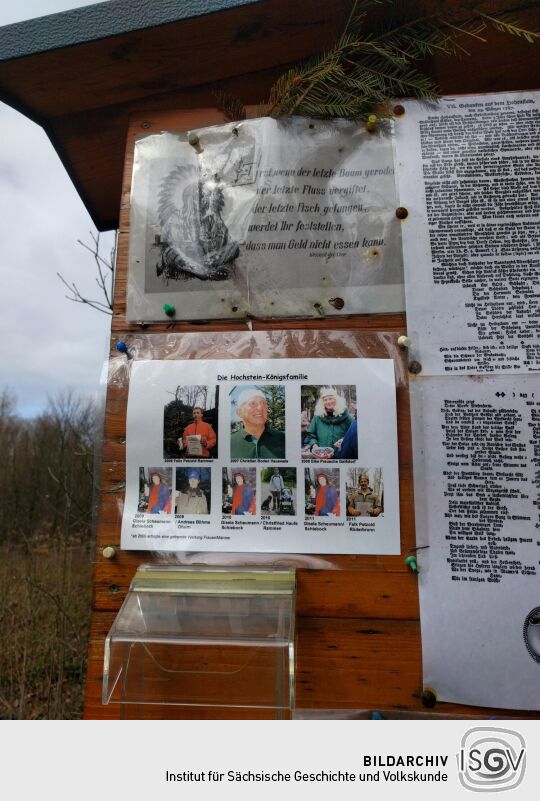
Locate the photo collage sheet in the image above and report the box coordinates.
[121,358,400,554]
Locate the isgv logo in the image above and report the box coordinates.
[457,727,526,792]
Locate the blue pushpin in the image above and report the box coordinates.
[371,711,384,720]
[116,341,128,353]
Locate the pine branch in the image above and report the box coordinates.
[223,1,540,123]
[480,13,540,44]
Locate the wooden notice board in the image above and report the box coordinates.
[84,103,539,720]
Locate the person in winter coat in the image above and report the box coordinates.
[314,472,339,517]
[179,406,217,458]
[305,387,353,457]
[175,468,209,515]
[231,471,255,515]
[269,467,285,513]
[145,471,171,513]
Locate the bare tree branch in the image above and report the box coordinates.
[57,230,117,315]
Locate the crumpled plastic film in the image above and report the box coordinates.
[104,330,408,569]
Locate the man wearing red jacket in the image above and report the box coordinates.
[179,407,217,458]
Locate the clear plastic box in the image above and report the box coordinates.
[103,565,296,718]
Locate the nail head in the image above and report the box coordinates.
[421,688,437,708]
[329,297,345,310]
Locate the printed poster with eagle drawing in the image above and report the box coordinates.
[127,117,404,321]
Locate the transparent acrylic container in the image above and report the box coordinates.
[103,565,296,719]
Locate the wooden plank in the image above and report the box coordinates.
[0,0,344,118]
[92,561,419,619]
[85,612,540,719]
[85,100,423,716]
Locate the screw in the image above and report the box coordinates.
[393,105,405,116]
[109,583,120,594]
[140,121,151,129]
[102,546,116,559]
[231,306,239,313]
[397,335,411,349]
[408,360,422,375]
[395,207,409,220]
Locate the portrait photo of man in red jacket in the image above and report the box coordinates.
[163,384,219,459]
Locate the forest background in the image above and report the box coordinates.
[0,388,97,719]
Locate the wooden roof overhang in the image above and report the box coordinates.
[0,0,538,231]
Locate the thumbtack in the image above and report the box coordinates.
[397,335,411,349]
[163,304,176,318]
[404,555,419,574]
[393,104,405,116]
[115,341,129,354]
[366,114,378,133]
[370,711,384,720]
[102,546,116,559]
[408,360,422,375]
[395,207,409,220]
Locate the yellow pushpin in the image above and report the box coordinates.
[366,114,378,133]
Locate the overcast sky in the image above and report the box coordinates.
[0,0,114,417]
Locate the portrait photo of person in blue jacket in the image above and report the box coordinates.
[138,467,172,514]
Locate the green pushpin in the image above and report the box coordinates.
[163,304,176,318]
[404,555,419,574]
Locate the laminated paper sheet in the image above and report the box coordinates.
[411,375,540,709]
[128,117,404,321]
[394,91,540,375]
[121,358,400,554]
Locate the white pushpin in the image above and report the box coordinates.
[397,335,411,349]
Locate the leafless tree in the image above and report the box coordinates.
[58,231,117,315]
